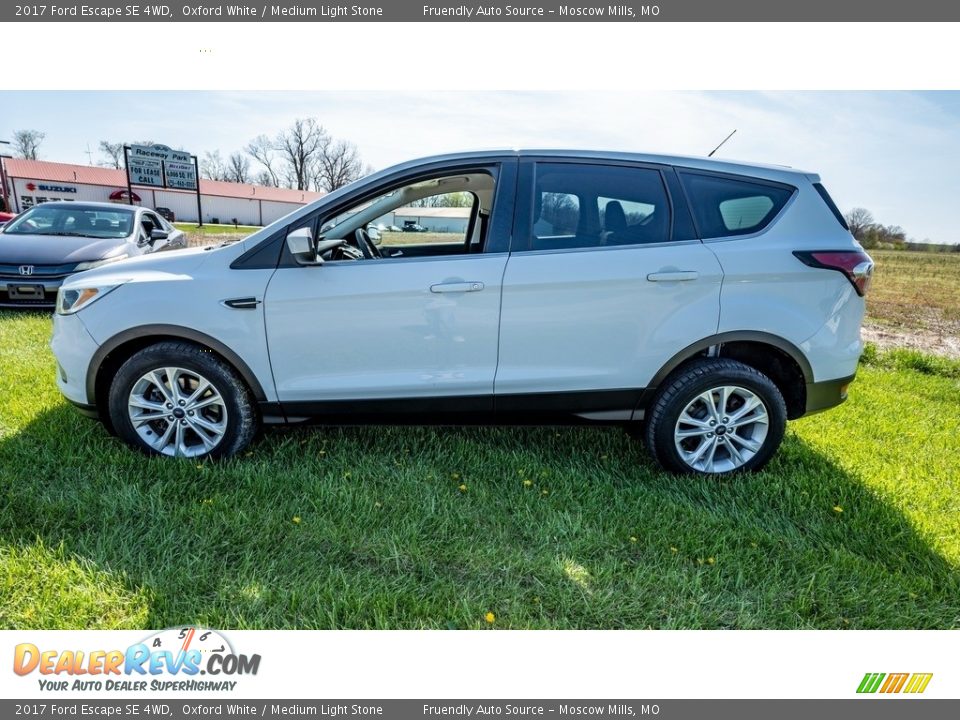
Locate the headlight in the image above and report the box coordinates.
[56,284,122,315]
[75,254,129,272]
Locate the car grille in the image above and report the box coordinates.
[0,263,75,280]
[0,290,58,307]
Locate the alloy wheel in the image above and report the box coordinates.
[127,367,228,457]
[673,385,769,473]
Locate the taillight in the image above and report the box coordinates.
[793,250,874,296]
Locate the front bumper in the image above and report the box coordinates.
[804,374,856,416]
[51,311,101,406]
[0,276,64,308]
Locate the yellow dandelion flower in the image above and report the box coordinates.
[292,516,302,524]
[629,536,638,543]
[833,505,844,514]
[523,479,533,487]
[670,546,678,553]
[485,612,496,624]
[458,484,468,492]
[541,489,549,496]
[750,542,758,548]
[707,557,716,565]
[374,502,382,508]
[451,472,461,481]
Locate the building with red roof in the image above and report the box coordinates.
[0,158,325,226]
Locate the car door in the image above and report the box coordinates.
[495,158,723,417]
[263,159,517,414]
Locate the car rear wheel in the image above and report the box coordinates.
[108,342,258,459]
[642,358,787,475]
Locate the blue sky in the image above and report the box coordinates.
[1,91,957,243]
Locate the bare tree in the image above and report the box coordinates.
[13,129,46,160]
[227,152,251,184]
[245,134,280,187]
[253,170,276,187]
[200,150,228,181]
[844,207,875,242]
[275,118,328,191]
[313,137,363,192]
[98,140,125,169]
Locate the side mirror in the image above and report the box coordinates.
[286,226,321,265]
[150,228,169,242]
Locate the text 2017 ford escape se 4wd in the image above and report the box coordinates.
[50,150,873,475]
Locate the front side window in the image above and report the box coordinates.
[680,171,794,239]
[316,171,496,261]
[528,163,670,251]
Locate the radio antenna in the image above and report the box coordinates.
[708,129,737,157]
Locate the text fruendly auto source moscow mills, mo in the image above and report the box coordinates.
[14,3,659,20]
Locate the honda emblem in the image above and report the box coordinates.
[19,265,35,276]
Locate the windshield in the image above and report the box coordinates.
[3,206,135,239]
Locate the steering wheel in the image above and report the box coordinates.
[354,228,382,259]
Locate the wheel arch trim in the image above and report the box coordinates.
[86,324,268,405]
[641,330,813,405]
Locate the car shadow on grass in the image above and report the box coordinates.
[2,404,958,630]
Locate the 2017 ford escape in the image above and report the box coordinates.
[50,150,873,474]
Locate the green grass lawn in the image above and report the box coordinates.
[1,311,959,630]
[174,223,260,248]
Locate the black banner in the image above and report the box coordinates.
[4,0,960,22]
[3,700,958,719]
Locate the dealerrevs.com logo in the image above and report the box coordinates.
[13,628,261,692]
[857,672,933,694]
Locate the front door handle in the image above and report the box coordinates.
[430,281,485,293]
[647,271,699,282]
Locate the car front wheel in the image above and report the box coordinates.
[643,358,787,475]
[108,342,258,459]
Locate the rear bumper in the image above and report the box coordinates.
[804,373,856,416]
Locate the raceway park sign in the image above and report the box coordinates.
[127,144,198,190]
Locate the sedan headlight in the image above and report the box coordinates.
[75,254,129,272]
[56,284,123,315]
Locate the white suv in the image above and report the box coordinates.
[51,150,872,475]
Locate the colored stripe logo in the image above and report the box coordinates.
[857,672,933,694]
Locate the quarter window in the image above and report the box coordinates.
[529,163,670,250]
[680,171,794,239]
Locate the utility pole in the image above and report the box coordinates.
[0,140,11,213]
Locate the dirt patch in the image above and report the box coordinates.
[862,321,960,359]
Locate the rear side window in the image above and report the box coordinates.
[813,182,849,230]
[529,163,670,250]
[680,171,794,239]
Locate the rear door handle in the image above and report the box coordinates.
[430,282,485,293]
[647,271,699,282]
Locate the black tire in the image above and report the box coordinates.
[642,358,787,476]
[107,341,259,459]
